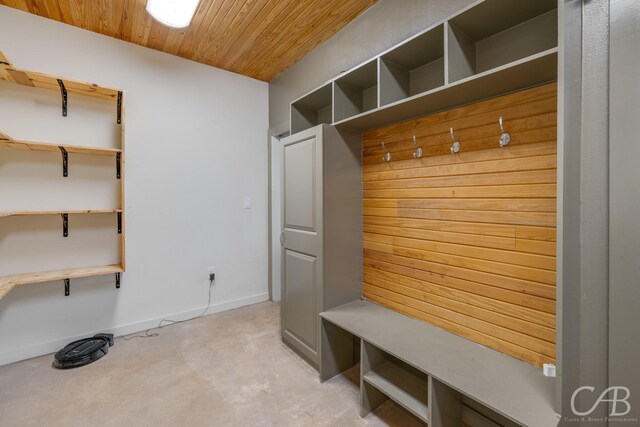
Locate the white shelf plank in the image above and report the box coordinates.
[363,361,429,422]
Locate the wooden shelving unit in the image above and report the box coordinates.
[0,264,124,300]
[0,51,120,102]
[0,138,121,157]
[0,48,126,299]
[0,210,122,218]
[290,0,558,132]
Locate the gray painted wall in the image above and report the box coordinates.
[268,0,475,131]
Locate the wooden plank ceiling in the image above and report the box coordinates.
[0,0,378,81]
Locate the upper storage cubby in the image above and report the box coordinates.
[447,0,557,83]
[334,60,378,123]
[379,24,445,106]
[290,83,333,134]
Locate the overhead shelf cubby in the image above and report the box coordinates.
[290,83,333,134]
[379,24,445,106]
[334,59,378,122]
[447,0,558,83]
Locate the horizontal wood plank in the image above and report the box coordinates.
[362,84,557,366]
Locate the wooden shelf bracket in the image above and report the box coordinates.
[116,152,121,179]
[117,212,122,234]
[64,278,70,296]
[56,79,68,117]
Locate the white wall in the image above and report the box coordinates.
[0,6,269,365]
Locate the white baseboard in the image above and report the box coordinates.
[0,292,270,367]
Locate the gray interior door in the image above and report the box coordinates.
[281,125,323,364]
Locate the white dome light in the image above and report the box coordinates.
[146,0,201,29]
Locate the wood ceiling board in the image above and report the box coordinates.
[0,0,378,81]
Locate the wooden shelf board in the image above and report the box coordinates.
[333,48,557,131]
[363,361,429,422]
[1,63,120,101]
[0,138,121,156]
[0,264,124,290]
[0,209,122,218]
[321,300,558,427]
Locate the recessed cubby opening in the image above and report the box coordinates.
[447,0,557,83]
[290,83,333,134]
[379,24,444,106]
[361,340,429,423]
[333,60,378,122]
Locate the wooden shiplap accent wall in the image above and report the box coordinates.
[362,83,557,367]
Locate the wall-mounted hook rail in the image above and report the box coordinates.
[117,91,123,125]
[57,79,67,117]
[58,146,68,177]
[499,116,510,147]
[412,135,423,159]
[117,212,122,234]
[64,278,70,296]
[450,128,461,154]
[61,213,69,237]
[381,141,391,162]
[116,152,121,179]
[115,273,121,289]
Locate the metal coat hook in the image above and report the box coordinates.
[381,141,391,162]
[499,116,510,147]
[412,135,423,159]
[450,128,461,154]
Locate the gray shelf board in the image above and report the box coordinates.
[292,83,332,111]
[336,59,378,90]
[363,360,429,422]
[334,48,557,131]
[320,300,558,427]
[448,0,557,41]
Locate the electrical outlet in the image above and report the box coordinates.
[208,266,216,283]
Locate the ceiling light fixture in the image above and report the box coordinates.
[146,0,201,29]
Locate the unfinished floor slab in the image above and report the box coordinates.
[0,301,422,427]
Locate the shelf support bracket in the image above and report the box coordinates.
[59,146,68,177]
[57,79,67,117]
[117,212,122,234]
[61,213,68,237]
[116,273,121,289]
[117,91,123,124]
[116,152,121,179]
[64,278,70,296]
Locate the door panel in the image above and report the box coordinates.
[284,249,317,348]
[284,138,316,232]
[281,126,324,365]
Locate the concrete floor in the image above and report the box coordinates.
[0,301,423,427]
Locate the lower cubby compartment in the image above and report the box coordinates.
[361,340,429,423]
[430,377,521,427]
